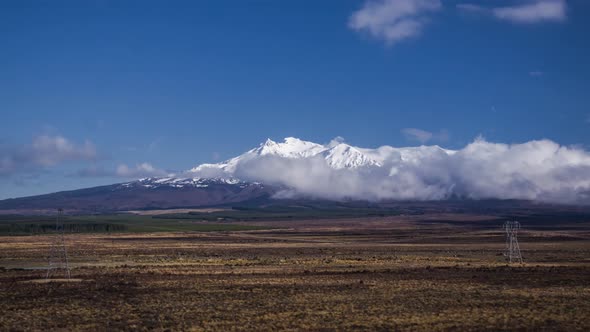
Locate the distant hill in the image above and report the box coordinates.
[0,178,275,214]
[2,176,590,218]
[2,136,589,214]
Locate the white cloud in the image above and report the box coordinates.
[458,0,567,24]
[327,136,346,147]
[349,0,442,46]
[0,135,97,176]
[115,163,169,178]
[494,0,566,23]
[30,135,96,166]
[191,137,590,205]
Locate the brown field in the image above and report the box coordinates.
[1,214,589,331]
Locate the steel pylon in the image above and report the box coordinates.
[46,208,71,279]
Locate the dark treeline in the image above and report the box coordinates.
[6,223,127,234]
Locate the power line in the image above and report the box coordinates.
[503,221,523,264]
[46,208,71,279]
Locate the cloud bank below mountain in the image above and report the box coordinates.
[189,137,590,205]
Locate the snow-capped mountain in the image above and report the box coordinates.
[189,136,455,176]
[119,177,250,189]
[0,135,460,213]
[3,136,590,212]
[98,137,455,196]
[99,137,457,196]
[323,143,382,169]
[0,176,274,213]
[190,137,330,174]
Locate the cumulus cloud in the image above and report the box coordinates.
[449,138,590,203]
[0,135,97,176]
[349,0,442,46]
[190,137,590,205]
[458,0,567,24]
[494,0,566,23]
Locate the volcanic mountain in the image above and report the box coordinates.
[190,137,452,174]
[0,137,454,213]
[1,136,589,213]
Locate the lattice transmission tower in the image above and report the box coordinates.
[503,221,523,264]
[46,208,71,279]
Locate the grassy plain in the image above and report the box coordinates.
[0,213,589,331]
[0,214,269,234]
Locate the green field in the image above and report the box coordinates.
[0,214,269,235]
[3,202,590,235]
[0,204,409,235]
[154,205,404,221]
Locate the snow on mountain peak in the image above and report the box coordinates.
[185,136,460,184]
[256,137,325,158]
[114,136,590,205]
[120,176,253,190]
[188,137,456,176]
[261,138,277,147]
[129,136,590,204]
[323,143,381,169]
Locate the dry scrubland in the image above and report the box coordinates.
[1,214,589,331]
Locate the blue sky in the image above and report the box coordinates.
[0,0,589,199]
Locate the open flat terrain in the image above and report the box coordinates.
[1,213,589,331]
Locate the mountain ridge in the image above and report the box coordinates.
[0,178,275,214]
[189,137,455,176]
[2,136,590,212]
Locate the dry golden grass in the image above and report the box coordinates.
[0,215,589,331]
